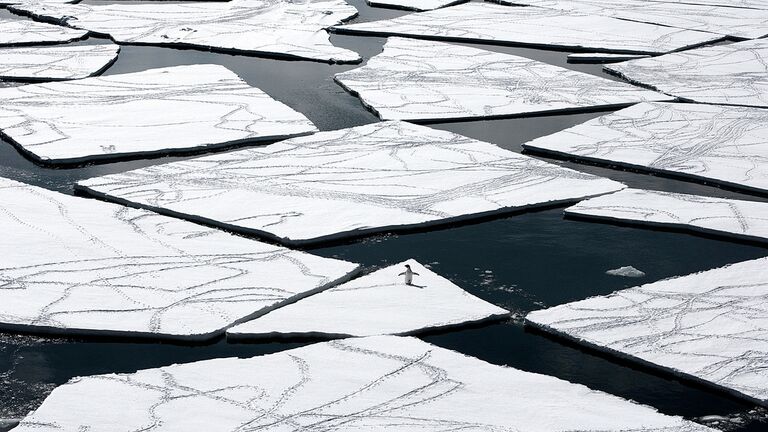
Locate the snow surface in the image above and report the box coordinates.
[606,39,768,108]
[0,44,119,81]
[500,0,768,39]
[522,102,768,194]
[566,189,768,244]
[640,0,768,10]
[227,259,509,339]
[0,18,87,46]
[567,53,650,63]
[606,266,646,278]
[77,121,626,246]
[9,0,360,63]
[366,0,465,11]
[13,335,715,432]
[527,257,768,406]
[0,64,318,164]
[0,177,358,341]
[332,2,722,55]
[335,37,670,121]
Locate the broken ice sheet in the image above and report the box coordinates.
[0,18,87,46]
[13,336,715,432]
[566,189,768,244]
[10,0,360,63]
[335,37,670,122]
[227,259,509,339]
[76,121,625,246]
[527,256,768,406]
[522,102,768,194]
[0,64,318,164]
[606,39,768,108]
[366,0,466,11]
[500,0,768,39]
[332,2,722,54]
[0,43,119,81]
[0,177,358,341]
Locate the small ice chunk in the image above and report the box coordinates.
[76,121,626,246]
[332,2,723,55]
[0,18,87,46]
[335,37,670,122]
[0,64,318,164]
[605,266,646,278]
[606,39,768,108]
[12,336,716,432]
[0,44,119,81]
[528,256,768,406]
[227,259,509,339]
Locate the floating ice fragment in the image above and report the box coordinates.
[76,121,626,246]
[227,259,509,339]
[0,18,87,46]
[12,336,716,432]
[605,266,646,278]
[335,37,671,121]
[0,44,119,81]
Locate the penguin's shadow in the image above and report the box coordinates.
[406,283,427,289]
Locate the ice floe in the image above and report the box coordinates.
[227,259,509,339]
[0,18,87,46]
[336,38,669,121]
[76,121,626,246]
[332,2,722,54]
[605,266,646,278]
[527,256,768,406]
[366,0,465,11]
[642,0,768,10]
[0,177,358,341]
[567,53,651,63]
[12,335,715,431]
[10,0,360,63]
[0,64,318,164]
[566,189,768,244]
[0,44,119,81]
[521,102,768,194]
[500,0,768,39]
[606,39,768,107]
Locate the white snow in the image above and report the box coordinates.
[606,39,768,108]
[0,177,359,341]
[527,256,768,406]
[227,259,509,339]
[567,53,650,63]
[0,64,318,164]
[76,121,626,246]
[0,44,119,81]
[13,335,715,432]
[606,266,646,278]
[332,2,723,55]
[366,0,465,11]
[0,18,87,46]
[500,0,768,39]
[641,0,768,10]
[522,102,768,194]
[9,0,360,63]
[566,189,768,244]
[335,37,670,121]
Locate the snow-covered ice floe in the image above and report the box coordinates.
[13,335,716,432]
[0,18,87,46]
[640,0,768,10]
[336,38,669,122]
[228,259,509,339]
[76,121,626,246]
[499,0,768,39]
[605,39,768,108]
[566,189,768,244]
[0,177,358,341]
[606,266,646,278]
[567,53,651,63]
[527,256,768,407]
[9,0,360,63]
[0,64,318,165]
[331,2,722,55]
[0,44,119,81]
[366,0,465,11]
[522,102,768,195]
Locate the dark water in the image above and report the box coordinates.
[1,1,768,430]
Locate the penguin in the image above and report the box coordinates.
[398,264,420,285]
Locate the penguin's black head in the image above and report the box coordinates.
[404,264,411,269]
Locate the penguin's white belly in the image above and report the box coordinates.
[404,273,413,284]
